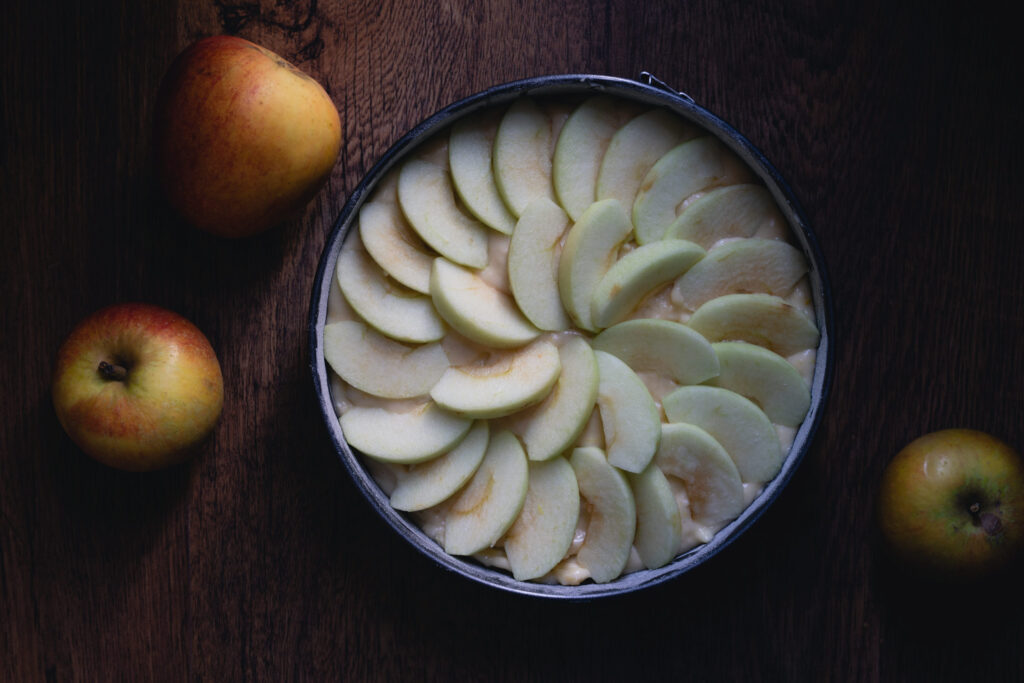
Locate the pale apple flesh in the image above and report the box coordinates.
[594,350,662,474]
[322,320,449,400]
[154,35,341,238]
[358,199,435,294]
[557,198,634,331]
[664,184,787,247]
[429,340,562,419]
[52,303,224,471]
[493,97,561,217]
[390,421,490,512]
[629,463,683,569]
[449,107,517,234]
[552,95,643,221]
[517,336,599,462]
[878,429,1024,579]
[671,238,808,312]
[507,198,572,331]
[444,429,530,556]
[591,318,719,386]
[570,446,638,583]
[687,293,820,358]
[504,456,581,581]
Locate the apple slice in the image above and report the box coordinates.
[662,385,783,482]
[709,341,811,427]
[591,319,719,386]
[570,447,637,583]
[397,156,489,268]
[664,184,787,248]
[508,198,572,331]
[444,429,529,556]
[552,95,641,221]
[389,421,490,511]
[591,239,706,328]
[594,350,661,473]
[339,402,473,464]
[629,463,683,569]
[655,422,746,528]
[336,237,446,343]
[430,257,541,349]
[596,108,695,212]
[493,97,557,217]
[358,199,435,294]
[504,456,581,581]
[429,340,562,419]
[448,107,517,235]
[671,238,808,312]
[557,198,633,331]
[687,293,820,357]
[518,336,599,461]
[632,136,752,244]
[322,320,449,399]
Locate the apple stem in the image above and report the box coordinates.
[968,502,1003,536]
[98,360,128,382]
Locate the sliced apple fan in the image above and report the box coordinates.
[324,94,821,586]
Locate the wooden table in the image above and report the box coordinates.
[3,1,1022,680]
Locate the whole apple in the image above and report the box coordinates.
[877,428,1024,580]
[52,303,224,471]
[153,35,342,238]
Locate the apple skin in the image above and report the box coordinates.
[877,429,1024,580]
[52,303,224,471]
[153,35,342,238]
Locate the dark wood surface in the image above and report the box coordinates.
[3,1,1023,680]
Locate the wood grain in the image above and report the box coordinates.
[3,1,1023,680]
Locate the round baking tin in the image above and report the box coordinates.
[309,73,834,599]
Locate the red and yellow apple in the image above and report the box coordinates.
[52,303,224,471]
[153,35,342,238]
[877,428,1024,579]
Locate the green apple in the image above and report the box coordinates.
[389,421,489,512]
[671,238,808,312]
[663,385,783,483]
[504,456,581,580]
[655,422,746,528]
[52,303,224,471]
[336,236,446,343]
[591,239,706,328]
[507,198,572,331]
[397,156,490,268]
[570,447,638,583]
[339,402,472,464]
[153,36,341,238]
[322,320,449,400]
[595,108,695,213]
[664,184,787,248]
[591,319,719,386]
[429,340,562,419]
[448,107,517,234]
[629,463,683,569]
[552,95,642,220]
[878,429,1024,580]
[687,293,820,358]
[557,198,633,331]
[632,136,751,244]
[492,97,558,217]
[708,341,810,427]
[517,336,599,462]
[358,199,435,294]
[444,429,530,556]
[594,350,661,473]
[430,257,541,348]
